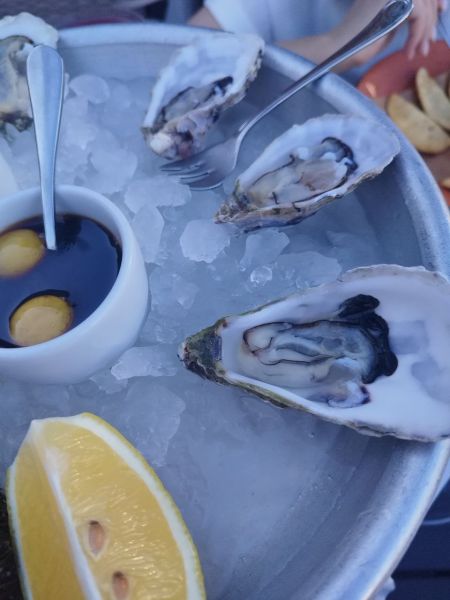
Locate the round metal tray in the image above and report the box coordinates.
[58,23,450,600]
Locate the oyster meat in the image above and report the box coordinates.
[142,33,264,160]
[180,265,450,441]
[216,114,400,231]
[0,13,58,131]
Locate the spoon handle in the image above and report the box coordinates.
[27,46,65,251]
[238,0,412,138]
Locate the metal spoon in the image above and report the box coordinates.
[26,45,65,250]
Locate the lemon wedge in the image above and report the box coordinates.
[6,413,205,600]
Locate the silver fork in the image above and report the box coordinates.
[161,0,412,190]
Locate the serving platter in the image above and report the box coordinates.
[9,22,450,600]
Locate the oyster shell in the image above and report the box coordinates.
[180,265,450,441]
[142,33,264,160]
[0,13,58,131]
[216,114,400,231]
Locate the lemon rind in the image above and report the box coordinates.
[8,412,206,600]
[6,465,33,600]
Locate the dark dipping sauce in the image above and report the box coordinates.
[0,214,122,348]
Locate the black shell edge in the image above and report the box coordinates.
[179,322,227,385]
[215,163,398,232]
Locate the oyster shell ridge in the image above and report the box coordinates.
[216,114,400,231]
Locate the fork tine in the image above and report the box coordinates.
[177,169,214,184]
[160,154,202,169]
[188,172,224,190]
[165,165,206,180]
[174,163,210,178]
[161,159,206,173]
[163,163,207,179]
[159,149,208,171]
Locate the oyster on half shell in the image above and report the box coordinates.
[216,114,400,231]
[0,13,58,131]
[180,265,450,442]
[142,33,264,160]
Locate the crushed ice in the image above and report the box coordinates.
[0,71,389,596]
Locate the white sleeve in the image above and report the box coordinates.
[205,0,272,40]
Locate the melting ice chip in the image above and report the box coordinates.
[111,346,178,380]
[69,74,110,104]
[131,206,164,264]
[150,268,199,315]
[125,176,191,213]
[250,266,273,286]
[180,219,231,263]
[240,229,290,270]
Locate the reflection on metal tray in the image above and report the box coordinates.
[58,23,450,600]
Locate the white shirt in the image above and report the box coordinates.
[205,0,353,43]
[204,0,446,82]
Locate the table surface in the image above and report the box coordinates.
[393,489,450,599]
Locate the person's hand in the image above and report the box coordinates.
[406,0,447,59]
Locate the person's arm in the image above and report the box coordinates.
[280,0,448,67]
[405,0,446,58]
[188,0,387,70]
[188,6,221,29]
[279,0,388,71]
[189,0,447,70]
[279,34,354,69]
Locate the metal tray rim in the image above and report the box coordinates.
[58,22,450,599]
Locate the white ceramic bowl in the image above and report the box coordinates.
[0,185,148,383]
